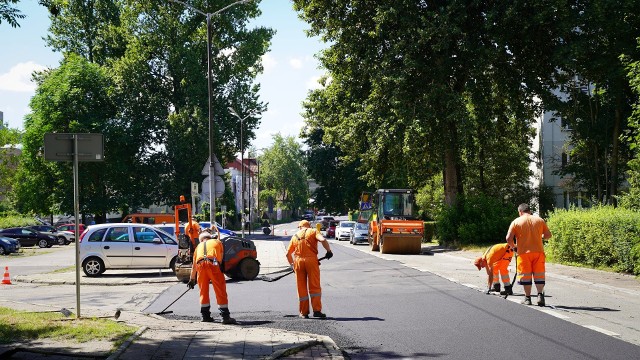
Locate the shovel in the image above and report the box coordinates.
[260,255,327,282]
[155,288,191,315]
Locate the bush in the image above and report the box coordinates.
[436,195,516,247]
[546,206,640,275]
[0,213,36,228]
[423,221,436,242]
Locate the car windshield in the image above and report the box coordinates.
[355,223,368,230]
[340,222,355,228]
[381,192,415,218]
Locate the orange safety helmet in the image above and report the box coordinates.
[298,220,311,228]
[474,257,487,270]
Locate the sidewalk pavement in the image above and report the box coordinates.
[3,235,345,359]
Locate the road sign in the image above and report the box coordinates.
[214,176,225,198]
[191,182,199,196]
[44,133,104,162]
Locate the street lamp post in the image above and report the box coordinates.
[169,0,252,226]
[228,107,255,238]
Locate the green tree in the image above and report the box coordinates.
[294,1,559,206]
[619,39,640,209]
[21,0,274,216]
[258,134,308,213]
[0,124,22,209]
[542,0,640,206]
[0,0,25,27]
[301,125,366,214]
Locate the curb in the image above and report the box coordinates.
[106,325,148,360]
[268,335,344,359]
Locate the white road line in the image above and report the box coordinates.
[462,284,480,290]
[538,308,570,319]
[583,325,620,337]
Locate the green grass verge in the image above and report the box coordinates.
[0,307,136,347]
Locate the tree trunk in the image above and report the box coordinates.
[444,146,460,206]
[610,101,622,206]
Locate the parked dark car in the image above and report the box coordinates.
[320,216,335,231]
[0,227,58,248]
[0,236,20,255]
[27,225,74,245]
[302,210,315,221]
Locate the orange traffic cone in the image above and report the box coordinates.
[2,266,11,285]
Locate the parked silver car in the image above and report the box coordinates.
[79,223,178,277]
[350,222,369,244]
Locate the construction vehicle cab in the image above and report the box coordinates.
[173,196,260,283]
[365,189,423,254]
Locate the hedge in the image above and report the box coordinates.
[546,206,640,275]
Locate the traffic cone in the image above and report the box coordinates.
[2,266,11,285]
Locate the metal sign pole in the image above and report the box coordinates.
[73,135,81,319]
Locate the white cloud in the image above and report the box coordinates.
[0,62,47,92]
[306,75,323,90]
[289,58,303,69]
[261,54,277,74]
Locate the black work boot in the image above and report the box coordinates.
[537,293,545,307]
[500,285,513,296]
[521,296,532,305]
[492,283,501,293]
[219,308,237,325]
[313,311,326,319]
[200,306,214,323]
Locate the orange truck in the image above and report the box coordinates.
[364,189,424,254]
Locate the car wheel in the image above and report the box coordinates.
[58,236,66,245]
[82,257,104,277]
[169,256,177,274]
[38,239,49,248]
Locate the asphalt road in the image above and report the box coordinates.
[146,241,640,359]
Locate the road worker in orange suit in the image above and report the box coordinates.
[286,219,333,319]
[187,230,236,324]
[185,215,201,250]
[506,203,552,306]
[474,243,514,295]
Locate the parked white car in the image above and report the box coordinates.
[79,223,178,277]
[335,221,356,241]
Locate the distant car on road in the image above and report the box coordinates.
[198,222,237,237]
[79,223,178,277]
[0,227,58,248]
[28,225,74,245]
[0,236,20,255]
[350,222,369,244]
[335,221,356,241]
[302,210,315,221]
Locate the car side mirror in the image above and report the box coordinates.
[153,238,162,244]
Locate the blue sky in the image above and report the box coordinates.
[0,0,326,151]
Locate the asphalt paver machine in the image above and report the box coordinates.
[173,196,260,282]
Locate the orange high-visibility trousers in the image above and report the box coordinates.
[196,262,228,307]
[491,259,511,287]
[294,256,322,315]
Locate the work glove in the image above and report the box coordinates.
[187,279,196,290]
[325,250,333,260]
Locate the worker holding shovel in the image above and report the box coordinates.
[286,220,333,319]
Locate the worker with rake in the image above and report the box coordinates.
[187,230,236,324]
[286,220,333,319]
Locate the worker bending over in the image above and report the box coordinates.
[474,243,514,295]
[286,220,333,319]
[187,230,236,324]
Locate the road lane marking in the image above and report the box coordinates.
[538,308,570,319]
[583,325,620,337]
